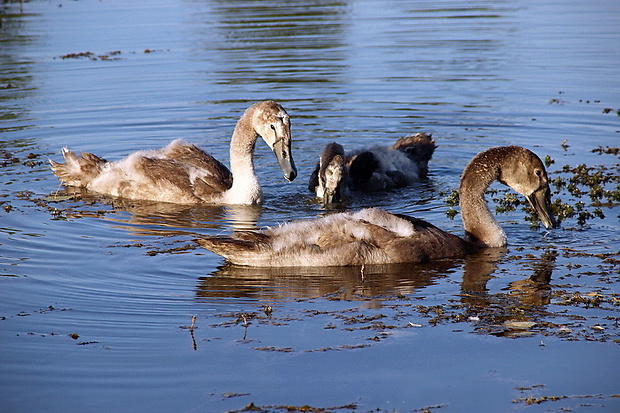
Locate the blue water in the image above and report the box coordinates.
[1,0,619,412]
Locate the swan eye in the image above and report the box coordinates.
[270,124,276,131]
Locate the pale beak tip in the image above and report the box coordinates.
[283,169,297,182]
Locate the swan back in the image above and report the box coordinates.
[391,133,436,177]
[196,208,471,267]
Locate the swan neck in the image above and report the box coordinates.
[459,157,506,248]
[227,107,262,204]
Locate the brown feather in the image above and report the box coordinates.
[162,143,233,192]
[390,133,436,177]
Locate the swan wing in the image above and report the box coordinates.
[162,140,233,194]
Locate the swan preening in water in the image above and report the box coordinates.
[196,146,557,267]
[308,133,436,203]
[50,101,297,205]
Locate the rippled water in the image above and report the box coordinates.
[1,0,619,412]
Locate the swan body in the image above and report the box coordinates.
[308,133,436,203]
[50,101,297,205]
[197,146,557,267]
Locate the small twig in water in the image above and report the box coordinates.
[54,181,64,198]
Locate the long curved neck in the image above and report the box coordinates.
[227,107,262,204]
[459,152,507,248]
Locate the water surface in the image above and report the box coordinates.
[1,0,619,412]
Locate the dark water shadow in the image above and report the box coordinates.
[0,3,40,135]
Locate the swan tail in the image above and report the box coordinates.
[49,148,107,187]
[195,231,272,265]
[391,133,436,176]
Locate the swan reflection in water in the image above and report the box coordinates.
[460,248,557,336]
[196,247,557,338]
[196,259,456,302]
[461,248,556,306]
[49,186,263,236]
[196,248,556,302]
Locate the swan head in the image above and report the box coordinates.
[321,154,347,204]
[252,101,297,182]
[318,143,347,203]
[498,147,557,229]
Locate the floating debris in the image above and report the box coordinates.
[55,49,163,61]
[222,392,250,399]
[251,346,293,352]
[57,51,122,61]
[228,402,359,413]
[503,321,536,330]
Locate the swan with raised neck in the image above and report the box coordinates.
[197,146,556,267]
[50,100,297,205]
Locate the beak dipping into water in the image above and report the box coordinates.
[527,187,558,229]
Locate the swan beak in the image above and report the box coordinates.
[323,188,341,204]
[273,139,297,182]
[527,187,557,229]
